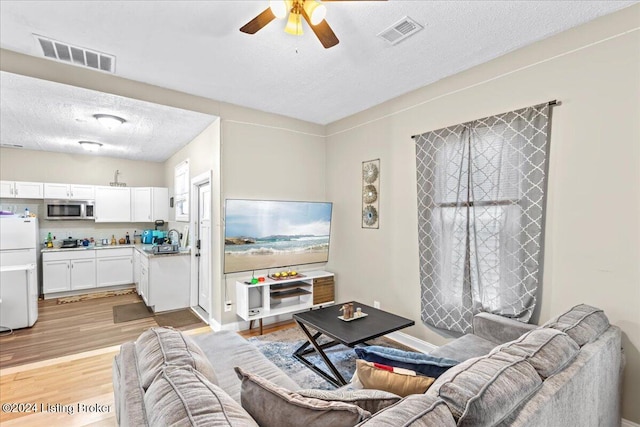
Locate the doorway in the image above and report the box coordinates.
[190,171,212,318]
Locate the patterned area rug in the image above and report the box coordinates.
[248,327,414,390]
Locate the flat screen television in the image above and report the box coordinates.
[224,199,333,274]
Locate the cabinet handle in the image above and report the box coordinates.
[14,186,18,196]
[67,191,70,197]
[70,191,74,197]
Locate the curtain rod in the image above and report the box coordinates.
[411,100,559,139]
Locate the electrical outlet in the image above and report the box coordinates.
[374,300,381,309]
[224,301,232,312]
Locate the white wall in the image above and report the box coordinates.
[325,7,639,423]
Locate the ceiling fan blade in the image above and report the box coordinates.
[301,9,339,49]
[240,8,276,34]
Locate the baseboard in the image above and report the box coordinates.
[385,331,438,353]
[622,418,640,427]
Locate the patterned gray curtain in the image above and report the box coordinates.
[415,103,551,333]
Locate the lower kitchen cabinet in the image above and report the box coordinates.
[43,251,96,293]
[96,248,133,287]
[42,247,133,297]
[135,248,189,312]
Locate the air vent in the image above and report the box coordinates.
[378,16,423,45]
[34,34,115,73]
[1,143,24,148]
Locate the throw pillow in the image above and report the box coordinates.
[542,304,610,347]
[355,359,435,397]
[135,327,218,390]
[144,365,258,426]
[490,328,579,378]
[355,345,459,378]
[356,394,457,427]
[431,352,542,427]
[297,388,401,414]
[234,366,370,427]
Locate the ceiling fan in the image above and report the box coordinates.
[240,0,386,49]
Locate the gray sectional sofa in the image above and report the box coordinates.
[112,304,623,426]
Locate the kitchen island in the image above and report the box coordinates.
[134,244,191,312]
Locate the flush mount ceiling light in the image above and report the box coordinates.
[93,113,126,129]
[78,140,103,152]
[240,0,387,49]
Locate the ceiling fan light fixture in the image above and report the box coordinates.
[284,11,304,35]
[93,113,126,129]
[269,0,288,19]
[78,140,103,152]
[303,1,327,26]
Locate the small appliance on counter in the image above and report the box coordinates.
[61,238,78,248]
[142,229,166,244]
[152,243,180,254]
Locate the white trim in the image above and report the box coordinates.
[384,331,438,354]
[190,170,213,313]
[208,317,223,332]
[223,119,325,138]
[622,418,640,427]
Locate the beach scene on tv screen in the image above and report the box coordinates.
[224,200,332,274]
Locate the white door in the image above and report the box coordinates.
[197,182,211,314]
[69,184,95,200]
[131,187,152,222]
[0,181,14,198]
[44,183,70,199]
[71,259,97,290]
[14,182,44,199]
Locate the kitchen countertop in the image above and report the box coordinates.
[42,244,135,252]
[41,244,191,256]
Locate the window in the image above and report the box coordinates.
[174,160,189,222]
[414,103,552,333]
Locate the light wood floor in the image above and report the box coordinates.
[0,295,296,426]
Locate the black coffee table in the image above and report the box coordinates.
[292,301,414,387]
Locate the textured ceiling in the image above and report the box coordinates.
[0,72,217,162]
[0,1,635,161]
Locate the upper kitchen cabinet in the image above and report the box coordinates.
[44,183,95,200]
[0,181,44,199]
[95,186,131,222]
[131,187,169,223]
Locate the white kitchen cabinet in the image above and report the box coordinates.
[43,250,96,294]
[95,186,131,222]
[136,248,189,312]
[43,259,71,293]
[96,248,133,287]
[1,181,44,199]
[131,187,169,222]
[70,258,96,290]
[44,183,95,200]
[133,247,141,293]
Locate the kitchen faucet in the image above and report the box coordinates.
[167,229,181,246]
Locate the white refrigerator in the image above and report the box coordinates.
[0,216,39,329]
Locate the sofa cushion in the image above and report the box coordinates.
[355,394,457,427]
[491,328,579,378]
[234,366,370,427]
[542,304,610,347]
[297,388,401,414]
[428,333,497,362]
[355,346,459,378]
[135,327,217,390]
[430,352,542,427]
[144,365,258,426]
[355,360,435,397]
[114,341,148,426]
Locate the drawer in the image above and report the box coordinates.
[43,250,95,262]
[313,282,334,305]
[96,247,133,258]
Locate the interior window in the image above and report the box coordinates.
[174,159,190,222]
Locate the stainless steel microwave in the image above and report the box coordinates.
[45,200,95,220]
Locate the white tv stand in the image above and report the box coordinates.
[235,270,335,334]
